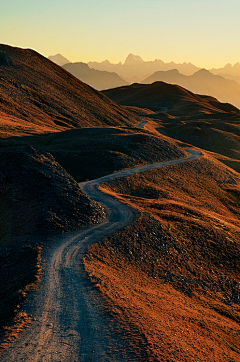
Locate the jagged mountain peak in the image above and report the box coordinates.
[124,53,144,65]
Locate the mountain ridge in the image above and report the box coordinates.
[0,44,138,137]
[102,81,239,115]
[142,69,240,109]
[62,62,128,90]
[48,52,240,85]
[88,53,201,81]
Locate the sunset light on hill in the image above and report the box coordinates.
[1,1,240,361]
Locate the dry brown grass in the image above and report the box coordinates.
[0,111,57,137]
[85,249,240,361]
[102,80,240,174]
[84,151,240,361]
[0,127,186,182]
[0,312,32,352]
[0,44,139,138]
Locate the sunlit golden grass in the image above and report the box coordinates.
[85,151,240,360]
[85,250,240,361]
[0,44,140,138]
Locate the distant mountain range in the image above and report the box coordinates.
[62,62,128,90]
[48,52,240,106]
[210,63,240,85]
[210,62,240,77]
[142,69,240,109]
[89,54,240,85]
[88,53,201,82]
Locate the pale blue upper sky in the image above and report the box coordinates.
[1,0,239,68]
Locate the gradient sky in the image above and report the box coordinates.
[1,0,240,68]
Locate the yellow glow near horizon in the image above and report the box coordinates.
[1,0,240,69]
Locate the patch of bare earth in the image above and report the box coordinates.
[84,152,240,361]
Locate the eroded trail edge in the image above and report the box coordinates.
[1,149,201,362]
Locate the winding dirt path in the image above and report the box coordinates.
[1,149,201,362]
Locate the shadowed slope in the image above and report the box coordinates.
[0,44,138,137]
[0,146,105,350]
[0,126,187,182]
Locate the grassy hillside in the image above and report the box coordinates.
[84,152,240,361]
[102,81,239,115]
[2,44,240,360]
[142,69,240,109]
[148,111,240,172]
[0,44,138,137]
[102,81,240,173]
[0,127,187,182]
[0,122,188,351]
